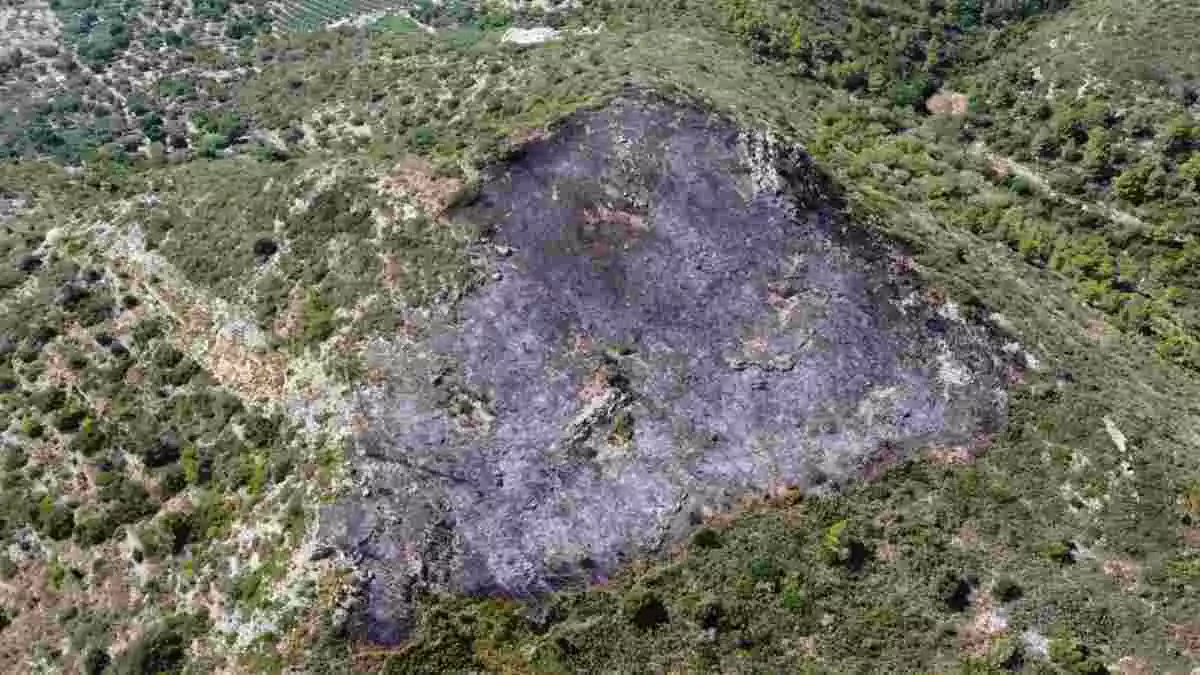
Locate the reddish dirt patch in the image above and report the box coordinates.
[0,563,60,670]
[28,436,66,468]
[1170,622,1200,658]
[380,157,464,216]
[1116,655,1154,675]
[876,541,899,563]
[566,332,594,356]
[380,253,403,293]
[124,365,145,386]
[139,273,289,402]
[1102,558,1140,589]
[577,366,616,403]
[274,285,307,340]
[959,595,1007,658]
[44,347,81,388]
[508,126,550,147]
[862,441,903,481]
[0,545,135,673]
[181,303,212,342]
[927,445,973,466]
[581,206,648,233]
[890,253,917,275]
[1004,364,1026,386]
[988,157,1013,179]
[1183,527,1200,548]
[208,332,287,403]
[953,522,981,549]
[1085,318,1111,339]
[927,434,994,466]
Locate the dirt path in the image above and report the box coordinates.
[75,217,354,436]
[971,141,1147,230]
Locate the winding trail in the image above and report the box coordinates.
[971,140,1148,230]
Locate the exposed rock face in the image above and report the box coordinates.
[0,194,27,225]
[500,26,562,45]
[321,92,1009,643]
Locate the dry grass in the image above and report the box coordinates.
[379,157,464,216]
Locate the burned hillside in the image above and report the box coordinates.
[322,93,1012,643]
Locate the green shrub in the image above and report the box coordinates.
[1179,154,1200,190]
[993,577,1023,602]
[890,75,934,110]
[1037,540,1076,565]
[38,500,76,540]
[3,446,27,471]
[81,646,111,675]
[113,614,207,675]
[69,418,107,456]
[820,519,869,571]
[1113,160,1165,204]
[1163,115,1199,156]
[748,556,781,583]
[623,590,669,630]
[1047,635,1108,675]
[0,554,16,580]
[608,410,635,445]
[197,133,229,158]
[20,415,44,439]
[299,290,336,345]
[690,527,722,549]
[409,126,437,152]
[1006,174,1035,196]
[181,445,201,485]
[1184,480,1200,518]
[74,513,118,547]
[192,0,230,19]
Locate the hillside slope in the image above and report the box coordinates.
[0,1,1198,673]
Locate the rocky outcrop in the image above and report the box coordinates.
[319,91,1011,643]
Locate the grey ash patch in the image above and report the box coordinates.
[320,92,1010,643]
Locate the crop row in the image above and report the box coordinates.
[271,0,401,30]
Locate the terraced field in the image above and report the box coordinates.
[269,0,408,31]
[0,0,59,49]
